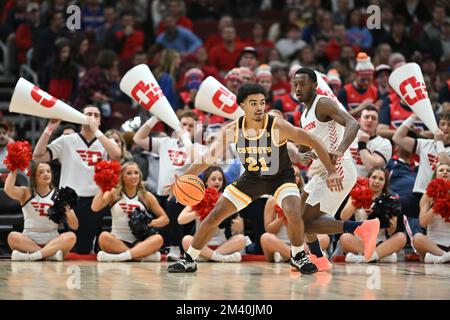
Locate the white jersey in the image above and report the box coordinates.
[349,135,392,177]
[110,192,147,244]
[151,137,206,196]
[427,215,450,247]
[47,133,109,197]
[195,219,226,246]
[413,139,450,193]
[301,94,353,175]
[22,190,58,233]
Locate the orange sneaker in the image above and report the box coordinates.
[310,254,332,272]
[354,218,380,261]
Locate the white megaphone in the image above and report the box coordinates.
[195,76,244,120]
[389,63,438,133]
[9,78,88,125]
[120,64,182,132]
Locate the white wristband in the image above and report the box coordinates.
[436,141,445,154]
[402,116,415,128]
[145,116,158,128]
[95,130,104,138]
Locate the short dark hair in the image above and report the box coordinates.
[236,83,267,105]
[82,104,102,117]
[96,49,118,69]
[294,67,317,82]
[363,105,379,114]
[440,111,450,121]
[179,110,198,121]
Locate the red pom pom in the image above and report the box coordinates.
[94,160,122,192]
[426,178,450,199]
[274,204,287,225]
[350,177,373,209]
[432,197,450,222]
[3,141,32,172]
[193,188,220,221]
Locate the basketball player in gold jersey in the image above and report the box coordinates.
[166,83,342,274]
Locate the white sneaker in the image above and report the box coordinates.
[424,252,443,264]
[345,252,364,263]
[47,250,64,261]
[11,250,31,261]
[222,252,241,263]
[167,246,181,261]
[441,251,450,263]
[380,252,397,263]
[139,251,161,262]
[273,252,284,263]
[97,251,115,262]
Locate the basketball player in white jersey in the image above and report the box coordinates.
[33,105,122,254]
[133,110,205,261]
[91,162,169,262]
[293,68,381,269]
[4,162,78,261]
[393,112,450,226]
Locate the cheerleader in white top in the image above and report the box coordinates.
[91,161,169,262]
[340,168,407,263]
[413,163,450,263]
[178,166,246,262]
[260,165,330,262]
[5,162,78,261]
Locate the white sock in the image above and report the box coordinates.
[291,245,304,257]
[117,250,132,261]
[186,246,201,260]
[211,251,224,262]
[367,251,379,262]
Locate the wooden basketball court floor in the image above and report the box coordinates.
[0,260,449,300]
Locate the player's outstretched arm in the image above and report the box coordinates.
[277,119,343,192]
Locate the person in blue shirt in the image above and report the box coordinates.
[156,15,202,55]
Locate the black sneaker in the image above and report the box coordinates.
[290,251,318,274]
[167,253,198,273]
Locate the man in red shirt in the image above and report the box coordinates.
[157,0,193,34]
[111,12,144,60]
[208,26,245,74]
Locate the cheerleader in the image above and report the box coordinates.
[178,166,246,262]
[260,165,330,263]
[5,162,78,261]
[91,161,169,262]
[413,163,450,263]
[340,168,407,263]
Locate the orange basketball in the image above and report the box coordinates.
[173,174,205,206]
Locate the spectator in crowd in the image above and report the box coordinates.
[268,8,300,43]
[393,0,431,26]
[32,106,121,254]
[14,1,42,65]
[150,0,168,29]
[388,52,406,70]
[191,47,223,82]
[436,17,450,63]
[157,0,193,34]
[340,168,407,263]
[331,0,352,25]
[338,52,379,116]
[95,5,120,46]
[70,34,89,78]
[374,64,391,101]
[303,10,334,44]
[156,14,202,56]
[179,166,245,263]
[224,68,243,95]
[92,161,169,262]
[270,61,290,98]
[108,11,145,61]
[387,16,416,59]
[370,5,393,46]
[245,22,274,60]
[239,67,254,84]
[75,49,119,111]
[325,68,342,97]
[312,36,331,71]
[275,23,307,60]
[5,162,78,261]
[345,8,373,50]
[204,15,238,52]
[439,78,450,104]
[187,0,219,21]
[349,106,392,177]
[39,0,67,24]
[209,25,244,74]
[1,0,28,40]
[81,0,104,32]
[237,47,259,72]
[372,43,392,66]
[420,2,448,44]
[153,48,181,111]
[393,111,450,211]
[326,23,359,63]
[412,163,450,263]
[41,38,79,104]
[255,65,274,110]
[105,129,132,164]
[272,65,302,126]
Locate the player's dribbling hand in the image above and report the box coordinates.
[298,151,317,166]
[163,174,179,201]
[326,171,343,192]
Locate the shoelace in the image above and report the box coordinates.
[294,254,312,267]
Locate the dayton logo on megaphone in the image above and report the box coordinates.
[398,76,428,106]
[211,86,239,115]
[30,86,58,108]
[130,80,164,110]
